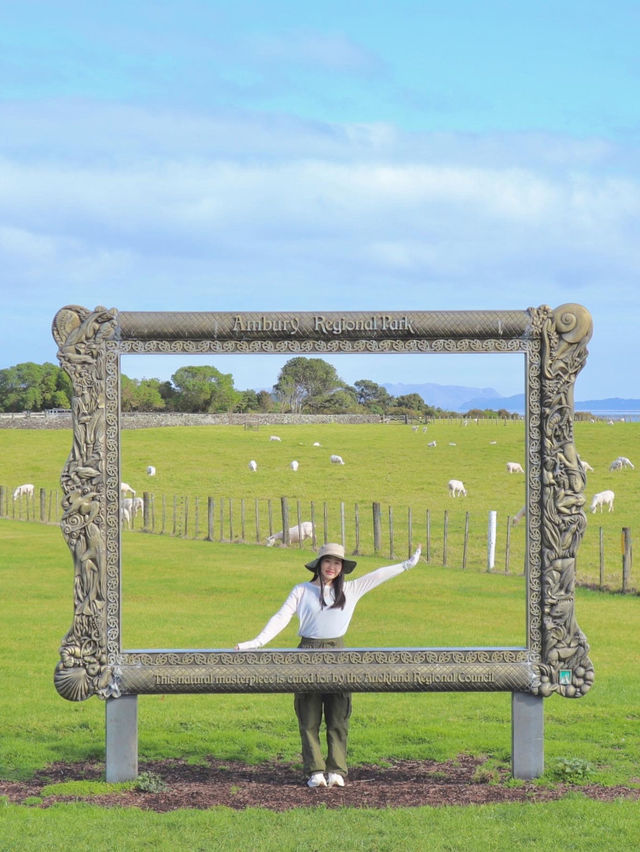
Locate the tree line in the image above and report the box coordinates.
[0,358,520,420]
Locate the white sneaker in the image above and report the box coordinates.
[327,772,345,787]
[307,772,327,788]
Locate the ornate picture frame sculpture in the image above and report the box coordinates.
[52,305,594,704]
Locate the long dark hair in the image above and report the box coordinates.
[313,565,346,610]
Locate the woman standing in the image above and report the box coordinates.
[235,541,422,787]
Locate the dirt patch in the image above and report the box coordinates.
[2,756,640,812]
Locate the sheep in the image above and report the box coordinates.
[248,460,258,472]
[122,496,144,518]
[579,459,594,473]
[506,462,524,474]
[427,441,437,448]
[448,479,467,497]
[120,482,136,497]
[449,442,457,446]
[289,460,299,471]
[266,521,315,547]
[12,483,34,500]
[313,442,321,447]
[269,435,281,442]
[590,490,615,513]
[330,454,345,465]
[120,505,131,527]
[146,465,156,476]
[609,456,634,471]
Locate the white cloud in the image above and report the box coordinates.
[1,102,639,398]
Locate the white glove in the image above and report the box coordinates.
[403,545,422,570]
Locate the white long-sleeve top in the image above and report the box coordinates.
[236,561,410,650]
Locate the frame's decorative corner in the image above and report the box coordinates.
[52,305,120,701]
[531,303,595,698]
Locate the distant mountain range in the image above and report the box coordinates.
[382,383,640,415]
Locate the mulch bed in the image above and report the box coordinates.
[3,756,640,812]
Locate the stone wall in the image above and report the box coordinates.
[0,411,384,429]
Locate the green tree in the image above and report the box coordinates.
[353,379,394,414]
[120,375,166,411]
[170,365,239,412]
[389,392,428,419]
[273,357,344,413]
[0,362,72,411]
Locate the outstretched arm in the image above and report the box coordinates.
[235,585,303,650]
[349,545,422,598]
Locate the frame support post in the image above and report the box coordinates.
[106,695,138,782]
[511,691,544,779]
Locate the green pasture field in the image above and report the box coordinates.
[2,418,639,588]
[1,510,640,849]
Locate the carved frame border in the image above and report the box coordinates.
[52,305,594,701]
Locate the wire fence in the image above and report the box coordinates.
[1,485,636,594]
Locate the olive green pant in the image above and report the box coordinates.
[295,637,352,778]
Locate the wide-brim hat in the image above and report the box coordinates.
[305,542,357,574]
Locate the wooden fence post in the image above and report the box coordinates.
[622,527,632,593]
[372,502,381,554]
[426,509,431,563]
[240,498,246,542]
[353,503,360,555]
[255,498,260,544]
[207,497,214,541]
[195,497,200,539]
[219,498,224,542]
[268,499,273,538]
[39,488,46,523]
[297,500,303,548]
[281,497,290,545]
[228,498,234,542]
[310,501,317,548]
[388,505,394,559]
[143,492,151,532]
[443,510,448,566]
[462,511,469,570]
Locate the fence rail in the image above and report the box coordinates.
[1,485,635,594]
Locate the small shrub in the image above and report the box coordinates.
[134,771,168,793]
[552,757,595,783]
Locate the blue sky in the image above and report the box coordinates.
[1,1,639,400]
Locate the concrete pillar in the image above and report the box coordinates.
[511,691,544,779]
[105,695,138,782]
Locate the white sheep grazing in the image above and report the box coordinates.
[330,454,345,465]
[12,483,34,500]
[120,482,136,497]
[579,459,594,473]
[122,496,144,518]
[289,460,299,471]
[269,435,281,442]
[609,456,634,471]
[266,521,314,547]
[506,461,524,474]
[448,479,467,497]
[590,490,615,513]
[312,442,321,447]
[427,441,437,448]
[120,505,131,527]
[146,465,156,476]
[248,460,258,472]
[511,505,526,526]
[449,442,457,446]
